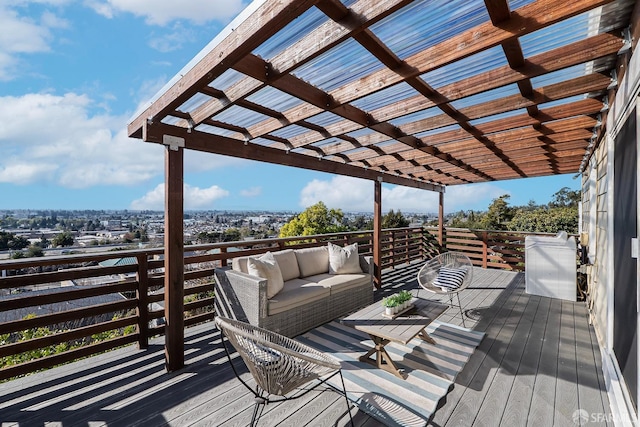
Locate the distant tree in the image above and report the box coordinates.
[349,215,373,231]
[509,206,578,234]
[549,187,580,208]
[479,195,513,230]
[381,209,410,229]
[279,201,347,238]
[222,228,241,242]
[35,237,51,249]
[10,251,25,259]
[0,232,29,251]
[52,232,74,247]
[26,245,44,258]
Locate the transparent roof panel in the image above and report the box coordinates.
[539,94,588,109]
[306,112,345,127]
[161,116,181,126]
[253,6,328,60]
[509,0,536,8]
[195,123,239,138]
[450,84,521,110]
[212,105,270,128]
[346,128,376,138]
[351,82,421,112]
[245,87,304,112]
[519,5,628,58]
[270,124,311,139]
[415,124,461,139]
[390,107,442,126]
[177,92,212,113]
[470,109,528,126]
[292,38,384,92]
[531,64,589,88]
[209,69,249,92]
[370,0,489,60]
[421,46,507,88]
[312,137,342,148]
[374,140,399,149]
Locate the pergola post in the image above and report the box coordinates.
[164,145,184,372]
[373,178,382,289]
[438,191,444,248]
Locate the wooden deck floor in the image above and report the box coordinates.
[0,264,611,426]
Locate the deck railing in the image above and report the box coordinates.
[0,226,563,380]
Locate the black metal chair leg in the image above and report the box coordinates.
[339,371,355,427]
[457,293,466,328]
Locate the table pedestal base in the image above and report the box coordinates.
[359,329,436,379]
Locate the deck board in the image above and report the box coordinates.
[0,263,611,427]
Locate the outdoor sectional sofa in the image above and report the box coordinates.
[214,244,374,337]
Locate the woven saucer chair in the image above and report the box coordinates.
[214,316,354,427]
[417,251,473,327]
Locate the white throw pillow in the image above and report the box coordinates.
[328,242,362,274]
[247,252,284,299]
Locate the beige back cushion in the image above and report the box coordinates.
[295,246,329,277]
[246,252,284,299]
[328,242,362,274]
[272,249,300,281]
[231,256,250,274]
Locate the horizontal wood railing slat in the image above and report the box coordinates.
[0,281,137,312]
[0,316,137,358]
[0,334,138,382]
[0,226,575,379]
[0,299,137,335]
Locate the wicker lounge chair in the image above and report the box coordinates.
[214,316,354,427]
[417,251,473,327]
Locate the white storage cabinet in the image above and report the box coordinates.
[524,232,577,301]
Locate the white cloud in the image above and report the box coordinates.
[299,176,508,213]
[0,4,68,80]
[0,92,164,188]
[130,183,229,210]
[87,0,247,26]
[148,24,196,52]
[300,176,375,212]
[240,186,261,197]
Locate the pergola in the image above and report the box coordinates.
[127,0,637,371]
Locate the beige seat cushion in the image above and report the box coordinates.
[305,273,371,293]
[294,246,329,277]
[328,242,362,274]
[272,249,300,281]
[247,252,284,299]
[267,278,329,315]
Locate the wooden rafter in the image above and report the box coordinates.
[129,0,633,188]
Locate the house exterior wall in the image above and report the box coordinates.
[581,35,640,423]
[583,141,609,347]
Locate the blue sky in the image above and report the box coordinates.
[0,0,580,214]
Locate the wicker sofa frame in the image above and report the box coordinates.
[214,254,374,338]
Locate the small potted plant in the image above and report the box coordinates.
[382,296,399,316]
[398,290,412,309]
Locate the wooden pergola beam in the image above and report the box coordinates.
[330,0,614,104]
[128,0,321,137]
[143,121,444,192]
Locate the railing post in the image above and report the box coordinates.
[389,230,395,269]
[373,179,382,289]
[405,229,410,264]
[136,254,149,349]
[482,231,488,269]
[438,191,444,247]
[220,247,228,267]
